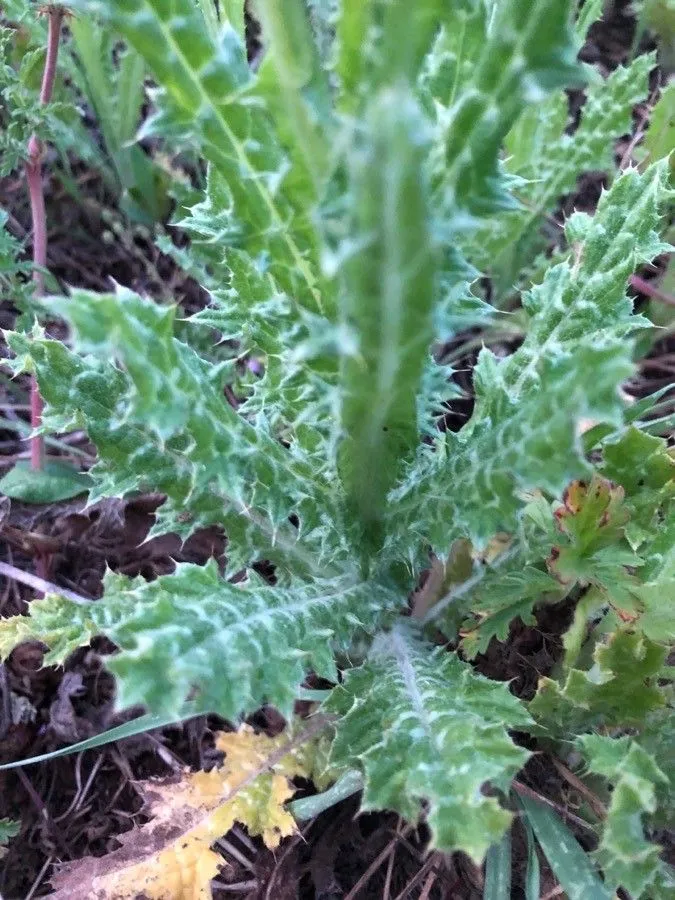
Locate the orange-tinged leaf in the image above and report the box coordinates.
[50,724,327,900]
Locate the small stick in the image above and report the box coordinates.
[0,559,92,605]
[513,781,596,834]
[549,755,608,820]
[343,826,415,900]
[26,4,65,471]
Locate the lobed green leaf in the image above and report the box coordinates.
[0,562,402,719]
[324,623,531,859]
[577,734,674,898]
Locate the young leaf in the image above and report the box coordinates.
[432,0,581,220]
[471,51,655,293]
[577,733,674,898]
[386,163,671,566]
[336,87,437,548]
[640,81,675,179]
[254,0,332,191]
[599,426,675,551]
[324,623,532,860]
[529,630,668,734]
[457,498,563,657]
[0,561,402,718]
[547,477,641,592]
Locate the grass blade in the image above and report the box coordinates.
[519,795,611,900]
[522,813,541,900]
[0,710,197,770]
[484,830,512,900]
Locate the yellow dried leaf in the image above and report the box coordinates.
[50,724,326,900]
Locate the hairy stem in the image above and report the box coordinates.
[26,5,64,471]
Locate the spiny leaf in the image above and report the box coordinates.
[0,561,402,718]
[324,623,532,860]
[176,179,337,466]
[419,3,487,113]
[502,163,670,390]
[335,0,448,111]
[417,0,583,329]
[457,497,563,658]
[640,700,675,830]
[84,0,329,316]
[49,724,326,900]
[577,733,674,898]
[5,290,349,577]
[388,341,633,567]
[574,0,606,39]
[431,0,581,220]
[386,163,671,567]
[471,51,655,293]
[529,630,668,735]
[335,86,437,549]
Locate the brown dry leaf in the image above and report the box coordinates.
[50,724,322,900]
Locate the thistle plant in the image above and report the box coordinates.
[0,1,673,894]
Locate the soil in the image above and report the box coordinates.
[0,2,673,898]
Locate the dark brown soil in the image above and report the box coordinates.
[0,1,673,898]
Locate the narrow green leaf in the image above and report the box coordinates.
[197,0,223,41]
[519,795,611,900]
[522,814,541,900]
[115,43,146,145]
[0,710,198,771]
[334,0,369,110]
[484,831,512,900]
[255,0,331,192]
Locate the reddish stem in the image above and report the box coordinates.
[26,6,65,471]
[630,273,675,308]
